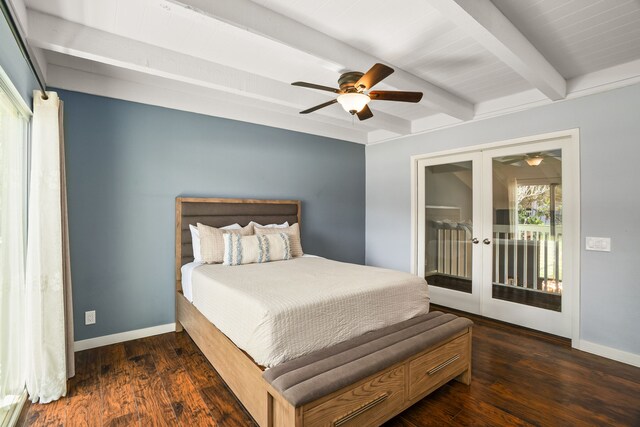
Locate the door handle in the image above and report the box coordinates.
[483,238,491,245]
[472,238,479,244]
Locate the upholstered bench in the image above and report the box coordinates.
[263,311,473,427]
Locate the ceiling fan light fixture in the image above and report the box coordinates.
[337,92,370,114]
[525,156,544,166]
[293,63,421,120]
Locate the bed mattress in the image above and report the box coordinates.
[189,256,430,367]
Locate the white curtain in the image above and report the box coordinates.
[0,86,28,406]
[25,91,72,403]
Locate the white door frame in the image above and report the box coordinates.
[410,129,581,347]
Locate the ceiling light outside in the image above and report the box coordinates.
[525,156,544,166]
[337,92,370,114]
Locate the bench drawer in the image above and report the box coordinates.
[408,333,470,400]
[303,366,405,427]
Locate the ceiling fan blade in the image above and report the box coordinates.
[357,105,373,121]
[500,156,524,163]
[355,63,394,91]
[299,99,338,114]
[292,81,340,93]
[369,90,423,103]
[540,151,562,160]
[505,159,523,165]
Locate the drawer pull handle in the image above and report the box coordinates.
[332,393,389,427]
[427,354,460,376]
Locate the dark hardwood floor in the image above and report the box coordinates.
[426,274,562,312]
[20,313,640,426]
[427,274,473,294]
[491,284,561,312]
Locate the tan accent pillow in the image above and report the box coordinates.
[197,222,254,264]
[254,222,303,257]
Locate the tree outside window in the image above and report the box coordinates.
[517,184,562,227]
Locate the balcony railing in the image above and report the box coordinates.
[493,225,562,294]
[428,224,562,295]
[435,228,473,279]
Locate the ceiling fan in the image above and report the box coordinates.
[499,151,561,167]
[291,63,423,121]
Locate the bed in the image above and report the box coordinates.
[175,197,472,427]
[183,256,430,367]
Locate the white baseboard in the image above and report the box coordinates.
[577,340,640,368]
[74,323,176,352]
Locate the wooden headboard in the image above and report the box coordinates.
[175,197,301,290]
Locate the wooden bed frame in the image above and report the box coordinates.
[175,197,471,427]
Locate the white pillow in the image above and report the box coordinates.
[223,233,292,266]
[189,223,241,262]
[249,221,289,228]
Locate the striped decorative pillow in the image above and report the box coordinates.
[197,222,254,264]
[254,222,303,257]
[223,233,292,266]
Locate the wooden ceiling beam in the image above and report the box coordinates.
[27,11,412,138]
[47,62,369,143]
[428,0,566,100]
[170,0,475,121]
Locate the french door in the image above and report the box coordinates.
[416,135,578,338]
[417,152,483,314]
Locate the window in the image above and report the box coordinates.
[0,70,29,427]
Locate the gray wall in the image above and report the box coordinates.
[59,89,365,341]
[0,13,38,104]
[366,82,640,356]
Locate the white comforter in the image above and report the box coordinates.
[190,256,429,367]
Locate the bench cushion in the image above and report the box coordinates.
[263,311,473,406]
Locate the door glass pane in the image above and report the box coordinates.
[492,150,562,311]
[424,161,473,293]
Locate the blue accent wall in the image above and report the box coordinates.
[0,13,38,104]
[58,89,365,341]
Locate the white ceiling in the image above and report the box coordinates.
[13,0,640,144]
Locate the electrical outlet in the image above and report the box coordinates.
[85,310,96,325]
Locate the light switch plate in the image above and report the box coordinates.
[586,237,611,252]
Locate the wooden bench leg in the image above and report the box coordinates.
[454,327,472,385]
[455,368,471,385]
